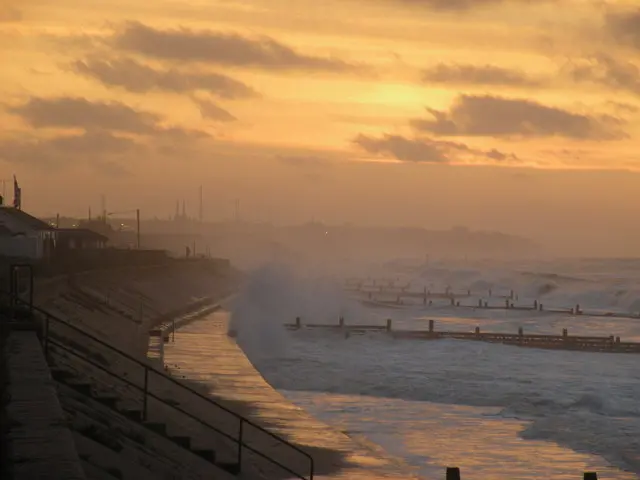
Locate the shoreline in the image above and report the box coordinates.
[161,309,425,479]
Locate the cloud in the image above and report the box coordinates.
[354,134,450,163]
[73,57,257,99]
[112,21,362,72]
[563,54,640,96]
[48,130,138,154]
[606,9,640,50]
[195,99,237,122]
[0,5,21,22]
[8,96,209,138]
[421,64,542,87]
[410,95,624,140]
[390,0,539,11]
[0,131,138,175]
[353,133,520,165]
[277,155,332,168]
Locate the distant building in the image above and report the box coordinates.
[0,206,56,259]
[56,228,108,251]
[77,218,114,238]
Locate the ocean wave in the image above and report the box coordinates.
[229,260,640,474]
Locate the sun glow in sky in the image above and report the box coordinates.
[1,0,640,253]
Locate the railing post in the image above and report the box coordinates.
[237,419,244,472]
[43,315,50,358]
[28,266,34,312]
[143,366,149,421]
[446,466,461,480]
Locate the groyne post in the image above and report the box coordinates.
[478,299,482,307]
[339,316,345,328]
[576,304,581,315]
[295,316,301,328]
[446,467,461,480]
[475,326,480,337]
[518,327,523,339]
[505,299,510,309]
[539,303,543,311]
[534,300,538,310]
[562,328,568,340]
[386,319,392,331]
[450,298,455,306]
[429,319,434,333]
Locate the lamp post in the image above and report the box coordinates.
[107,208,141,249]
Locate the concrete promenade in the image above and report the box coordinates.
[163,311,424,480]
[5,329,86,480]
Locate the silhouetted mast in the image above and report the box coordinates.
[199,185,203,223]
[101,194,107,222]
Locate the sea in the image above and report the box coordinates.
[227,258,640,479]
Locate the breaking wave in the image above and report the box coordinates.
[229,259,640,475]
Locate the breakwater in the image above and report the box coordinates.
[346,280,640,320]
[284,317,640,354]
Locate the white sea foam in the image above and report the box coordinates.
[229,258,640,477]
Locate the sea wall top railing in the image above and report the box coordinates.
[0,289,314,480]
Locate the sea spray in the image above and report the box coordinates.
[229,263,367,362]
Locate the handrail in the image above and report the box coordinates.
[47,338,307,478]
[0,290,314,479]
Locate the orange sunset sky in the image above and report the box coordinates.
[1,0,640,253]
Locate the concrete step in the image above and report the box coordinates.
[50,368,76,381]
[67,382,93,396]
[168,436,191,449]
[93,395,119,409]
[217,461,241,475]
[144,422,167,435]
[119,409,143,422]
[192,449,217,463]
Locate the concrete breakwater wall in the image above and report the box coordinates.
[34,259,238,357]
[1,259,239,480]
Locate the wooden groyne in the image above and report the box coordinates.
[346,281,640,320]
[284,317,640,354]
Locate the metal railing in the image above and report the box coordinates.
[0,289,314,480]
